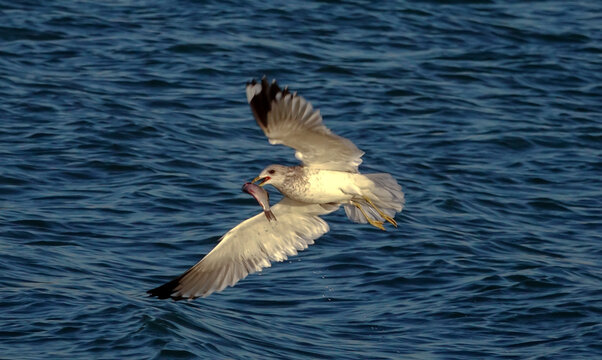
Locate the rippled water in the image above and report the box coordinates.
[1,1,601,359]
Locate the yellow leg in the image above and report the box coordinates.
[352,201,385,231]
[363,196,397,227]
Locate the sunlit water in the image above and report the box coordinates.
[1,1,601,359]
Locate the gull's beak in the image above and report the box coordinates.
[252,176,270,186]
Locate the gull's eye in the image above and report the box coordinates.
[268,169,276,175]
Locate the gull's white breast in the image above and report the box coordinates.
[292,169,362,204]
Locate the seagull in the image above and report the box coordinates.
[147,77,405,300]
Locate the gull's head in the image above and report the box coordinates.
[253,164,289,188]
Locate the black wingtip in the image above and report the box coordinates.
[247,76,291,129]
[147,276,185,301]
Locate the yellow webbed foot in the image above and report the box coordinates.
[368,218,386,231]
[362,196,397,227]
[352,200,387,231]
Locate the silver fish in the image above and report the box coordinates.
[242,182,277,222]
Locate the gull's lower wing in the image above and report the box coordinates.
[246,77,364,172]
[147,199,339,300]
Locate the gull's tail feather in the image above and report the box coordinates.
[344,173,404,225]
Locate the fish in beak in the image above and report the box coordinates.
[242,182,277,222]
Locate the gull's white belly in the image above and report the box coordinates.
[289,170,363,204]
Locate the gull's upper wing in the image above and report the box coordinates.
[246,77,364,172]
[147,199,339,300]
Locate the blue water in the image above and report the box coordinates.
[1,1,601,359]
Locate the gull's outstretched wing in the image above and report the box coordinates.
[147,199,339,300]
[246,77,364,172]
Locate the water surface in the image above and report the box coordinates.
[1,1,601,359]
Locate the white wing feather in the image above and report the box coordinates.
[148,198,338,299]
[247,78,364,172]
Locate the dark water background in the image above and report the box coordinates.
[1,1,601,359]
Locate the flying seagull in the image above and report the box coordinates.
[147,78,405,300]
